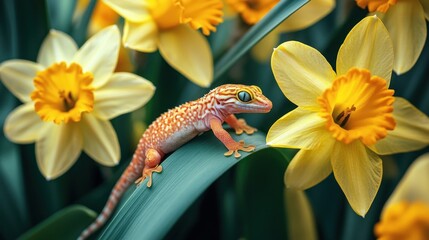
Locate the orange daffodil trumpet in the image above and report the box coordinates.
[0,26,155,180]
[225,0,335,61]
[103,0,224,87]
[356,0,429,74]
[266,16,429,216]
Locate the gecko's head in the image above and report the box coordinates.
[214,84,272,114]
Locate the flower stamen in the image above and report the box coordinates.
[335,105,356,128]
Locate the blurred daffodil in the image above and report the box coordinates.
[374,153,429,240]
[226,0,335,61]
[0,26,155,180]
[103,0,224,87]
[356,0,429,74]
[266,16,429,216]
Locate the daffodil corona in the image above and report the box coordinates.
[267,16,429,216]
[103,0,224,87]
[0,26,155,180]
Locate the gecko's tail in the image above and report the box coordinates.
[78,154,143,240]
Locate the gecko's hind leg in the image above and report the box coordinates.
[135,148,163,188]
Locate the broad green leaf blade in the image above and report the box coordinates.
[18,205,96,240]
[99,130,268,239]
[213,0,309,80]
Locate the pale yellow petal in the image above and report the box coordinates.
[80,114,120,166]
[420,0,429,20]
[285,137,334,190]
[4,103,44,143]
[102,0,150,22]
[378,0,427,75]
[251,28,280,62]
[271,41,335,108]
[332,141,382,217]
[158,25,213,87]
[371,97,429,155]
[123,19,158,52]
[94,72,155,120]
[277,0,335,32]
[383,153,429,212]
[37,30,78,67]
[0,60,43,102]
[73,25,120,88]
[36,123,83,180]
[337,16,393,84]
[285,190,317,240]
[267,108,328,149]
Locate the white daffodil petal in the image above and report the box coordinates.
[383,153,429,212]
[94,72,155,120]
[372,97,429,155]
[4,103,44,143]
[271,41,335,108]
[332,141,382,217]
[267,108,328,149]
[81,114,120,166]
[123,19,158,52]
[277,0,335,32]
[73,25,120,88]
[285,136,334,190]
[379,0,427,75]
[37,29,78,67]
[103,0,150,22]
[0,60,43,102]
[36,123,83,180]
[158,25,213,87]
[337,16,393,84]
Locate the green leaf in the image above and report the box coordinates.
[71,0,96,46]
[213,0,309,80]
[97,130,270,239]
[18,205,96,240]
[46,0,77,33]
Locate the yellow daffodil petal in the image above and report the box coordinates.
[371,97,429,155]
[421,0,429,20]
[267,108,328,149]
[94,72,155,120]
[251,28,280,62]
[337,16,393,84]
[285,190,317,240]
[123,19,158,52]
[81,114,119,166]
[331,141,382,217]
[277,0,335,32]
[37,30,78,67]
[4,103,44,143]
[73,25,119,88]
[383,153,429,211]
[36,123,83,180]
[0,60,43,102]
[271,41,335,108]
[158,25,213,87]
[102,0,150,22]
[378,0,427,75]
[285,136,334,189]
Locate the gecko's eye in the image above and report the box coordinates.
[237,90,253,102]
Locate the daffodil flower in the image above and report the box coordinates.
[356,0,429,74]
[0,26,155,180]
[102,0,223,87]
[374,153,429,239]
[225,0,335,61]
[266,16,429,216]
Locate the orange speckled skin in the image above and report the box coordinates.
[79,84,272,239]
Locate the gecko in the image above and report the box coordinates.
[78,84,272,239]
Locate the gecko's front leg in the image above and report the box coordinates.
[210,118,255,158]
[225,114,257,135]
